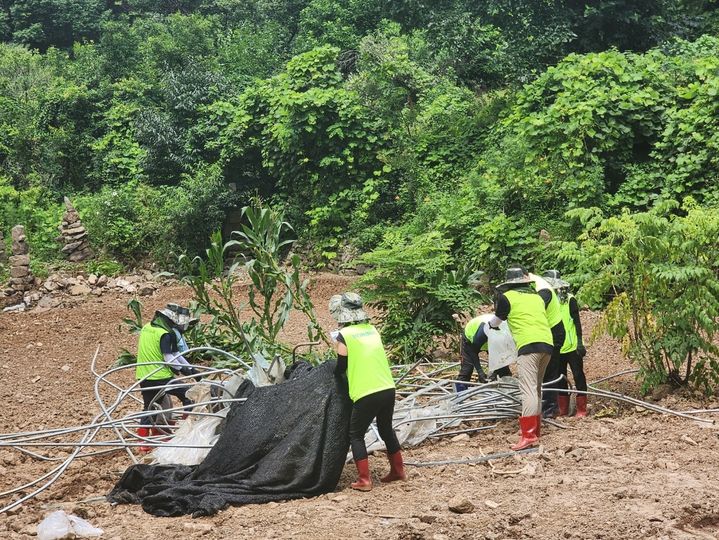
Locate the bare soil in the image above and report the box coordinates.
[1,274,718,540]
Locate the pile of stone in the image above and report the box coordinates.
[42,272,160,297]
[3,269,171,313]
[57,197,93,262]
[8,225,34,294]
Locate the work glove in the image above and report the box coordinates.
[577,345,587,359]
[181,366,202,382]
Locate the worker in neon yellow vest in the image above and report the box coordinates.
[329,292,405,492]
[135,303,198,452]
[488,268,553,450]
[544,273,588,417]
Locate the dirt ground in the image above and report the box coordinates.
[1,273,718,540]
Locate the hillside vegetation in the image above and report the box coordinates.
[1,1,719,390]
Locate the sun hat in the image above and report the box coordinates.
[156,303,197,331]
[496,267,534,290]
[328,292,369,324]
[542,269,570,290]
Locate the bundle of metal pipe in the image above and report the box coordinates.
[0,354,715,514]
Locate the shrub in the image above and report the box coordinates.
[179,206,327,365]
[356,230,480,363]
[0,179,63,261]
[574,201,719,394]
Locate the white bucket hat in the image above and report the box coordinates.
[155,303,197,331]
[329,292,369,324]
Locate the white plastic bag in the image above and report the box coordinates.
[152,381,226,466]
[152,414,223,465]
[486,319,518,371]
[37,510,103,540]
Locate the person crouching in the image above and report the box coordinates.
[330,292,405,491]
[135,303,198,452]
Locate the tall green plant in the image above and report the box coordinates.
[575,201,719,394]
[232,205,328,347]
[180,206,327,365]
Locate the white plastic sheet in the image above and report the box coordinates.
[37,510,103,540]
[470,314,518,371]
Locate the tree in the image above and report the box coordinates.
[8,0,104,50]
[567,201,719,394]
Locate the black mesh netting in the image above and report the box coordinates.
[107,361,352,517]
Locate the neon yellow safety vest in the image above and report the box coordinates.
[560,294,578,354]
[503,290,553,351]
[136,323,173,381]
[341,323,395,402]
[530,274,562,328]
[464,317,489,352]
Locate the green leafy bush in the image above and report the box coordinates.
[0,178,63,261]
[572,201,719,394]
[180,206,327,365]
[85,258,124,277]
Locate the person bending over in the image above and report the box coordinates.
[330,292,405,492]
[135,303,198,452]
[488,268,554,450]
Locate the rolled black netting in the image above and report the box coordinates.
[107,361,352,517]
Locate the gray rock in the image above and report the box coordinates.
[11,243,28,255]
[61,241,83,253]
[68,284,92,296]
[10,225,26,243]
[63,196,76,212]
[9,254,30,266]
[43,280,59,292]
[88,274,98,285]
[36,295,60,310]
[63,225,85,236]
[138,284,155,296]
[96,275,108,287]
[3,303,25,313]
[9,266,29,278]
[68,248,92,262]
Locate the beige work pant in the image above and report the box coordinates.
[517,352,551,417]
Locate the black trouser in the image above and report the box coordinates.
[558,351,587,394]
[139,377,192,427]
[458,335,486,382]
[349,388,400,461]
[541,348,562,413]
[457,337,512,382]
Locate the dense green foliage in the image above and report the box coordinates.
[556,201,719,394]
[355,231,478,363]
[1,2,719,388]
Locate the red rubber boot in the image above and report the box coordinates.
[557,395,570,417]
[136,427,151,453]
[575,395,588,418]
[381,451,406,483]
[511,416,539,451]
[151,427,171,442]
[351,458,372,491]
